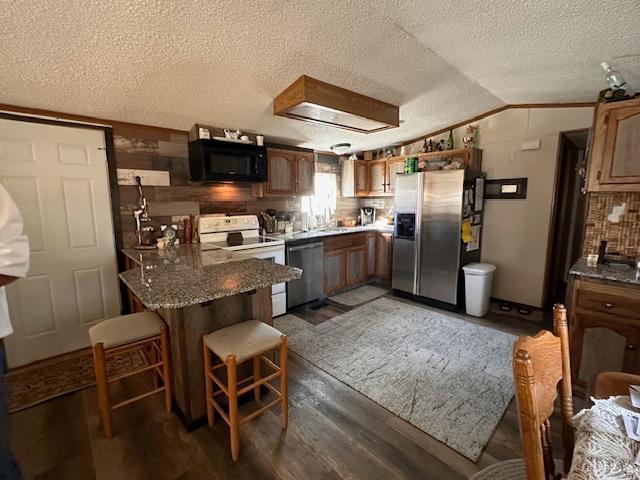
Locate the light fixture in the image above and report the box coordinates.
[274,76,399,133]
[330,143,351,155]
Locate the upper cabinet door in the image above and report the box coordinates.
[355,160,369,195]
[266,148,296,194]
[588,98,640,191]
[603,107,640,182]
[386,159,405,194]
[295,152,315,195]
[369,160,387,195]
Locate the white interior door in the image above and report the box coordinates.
[0,118,121,367]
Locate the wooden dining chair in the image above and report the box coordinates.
[513,304,574,480]
[594,371,640,399]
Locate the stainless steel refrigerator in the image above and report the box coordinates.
[392,170,485,308]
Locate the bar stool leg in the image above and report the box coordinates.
[252,356,261,401]
[148,344,159,389]
[160,325,172,413]
[93,342,113,438]
[279,335,288,430]
[203,337,215,427]
[226,354,240,461]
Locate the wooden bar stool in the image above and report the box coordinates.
[202,320,288,461]
[89,311,172,438]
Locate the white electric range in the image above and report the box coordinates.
[198,214,287,316]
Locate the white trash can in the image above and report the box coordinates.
[462,263,496,317]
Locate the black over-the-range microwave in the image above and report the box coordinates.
[188,139,267,182]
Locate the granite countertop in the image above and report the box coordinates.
[569,257,640,286]
[120,244,302,309]
[270,224,394,244]
[122,243,236,268]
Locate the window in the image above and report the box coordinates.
[301,172,337,219]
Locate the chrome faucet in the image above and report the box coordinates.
[133,176,152,246]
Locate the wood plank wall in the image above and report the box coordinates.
[113,124,359,247]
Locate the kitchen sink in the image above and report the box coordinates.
[317,227,353,233]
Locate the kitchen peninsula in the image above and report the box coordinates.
[119,244,301,426]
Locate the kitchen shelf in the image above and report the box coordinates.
[384,147,481,171]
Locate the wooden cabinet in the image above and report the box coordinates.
[368,160,387,195]
[324,232,393,294]
[365,232,377,277]
[374,233,393,280]
[572,312,639,385]
[344,158,391,197]
[567,277,640,387]
[355,160,369,196]
[258,147,315,196]
[295,152,315,195]
[587,97,640,192]
[266,148,296,194]
[346,245,366,285]
[325,250,346,294]
[386,158,406,194]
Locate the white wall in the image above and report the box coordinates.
[409,107,593,307]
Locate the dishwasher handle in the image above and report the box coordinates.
[287,242,324,252]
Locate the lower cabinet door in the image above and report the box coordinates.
[346,245,366,285]
[366,233,376,277]
[324,250,346,294]
[375,233,393,280]
[572,311,639,386]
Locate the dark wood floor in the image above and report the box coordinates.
[10,291,566,480]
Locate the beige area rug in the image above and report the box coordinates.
[275,297,516,461]
[5,348,148,413]
[328,285,389,307]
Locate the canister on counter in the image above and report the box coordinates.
[404,157,418,173]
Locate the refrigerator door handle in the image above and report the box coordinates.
[413,224,420,294]
[413,173,424,295]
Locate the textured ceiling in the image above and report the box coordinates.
[1,1,639,152]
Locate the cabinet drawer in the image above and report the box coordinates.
[324,233,366,251]
[575,284,640,320]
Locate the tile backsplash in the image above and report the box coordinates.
[582,191,640,258]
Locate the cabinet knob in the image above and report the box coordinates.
[628,344,636,351]
[603,302,614,309]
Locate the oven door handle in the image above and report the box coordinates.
[247,245,285,256]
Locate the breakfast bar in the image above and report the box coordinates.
[119,244,301,427]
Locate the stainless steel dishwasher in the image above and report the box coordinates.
[286,241,325,308]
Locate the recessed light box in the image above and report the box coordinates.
[274,76,399,134]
